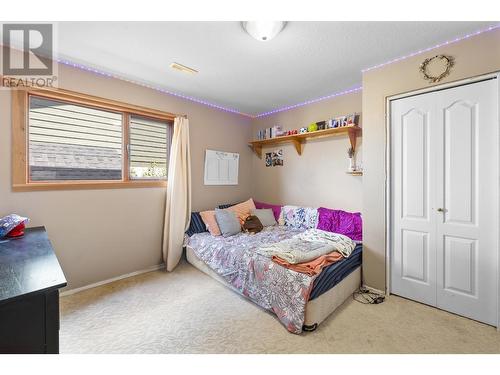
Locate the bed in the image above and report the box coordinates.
[185,225,362,333]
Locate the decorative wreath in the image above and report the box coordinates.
[419,55,455,83]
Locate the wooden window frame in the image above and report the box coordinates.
[12,87,175,191]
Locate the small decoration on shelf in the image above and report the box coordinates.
[347,147,355,172]
[338,115,347,127]
[308,123,318,132]
[257,125,285,140]
[420,54,454,83]
[299,127,308,134]
[346,113,359,126]
[316,121,326,130]
[327,118,338,128]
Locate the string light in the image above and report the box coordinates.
[57,59,254,118]
[362,24,500,73]
[57,23,500,118]
[254,86,363,118]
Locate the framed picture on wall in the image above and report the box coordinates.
[272,149,284,166]
[265,152,273,167]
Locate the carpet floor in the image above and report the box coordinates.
[60,259,500,354]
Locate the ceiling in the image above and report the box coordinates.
[9,22,497,115]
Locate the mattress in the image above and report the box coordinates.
[186,245,361,329]
[310,243,362,300]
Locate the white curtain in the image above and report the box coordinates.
[162,116,191,271]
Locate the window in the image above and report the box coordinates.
[29,97,123,181]
[12,88,175,191]
[129,115,170,179]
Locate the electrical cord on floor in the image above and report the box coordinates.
[353,287,385,305]
[354,268,386,304]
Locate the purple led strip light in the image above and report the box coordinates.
[57,23,500,119]
[254,86,363,118]
[362,23,500,73]
[255,23,500,117]
[57,59,254,118]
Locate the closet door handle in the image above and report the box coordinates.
[437,208,444,212]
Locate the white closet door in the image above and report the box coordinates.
[434,79,498,325]
[391,92,439,306]
[391,78,498,326]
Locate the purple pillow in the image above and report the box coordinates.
[316,207,362,241]
[254,200,282,221]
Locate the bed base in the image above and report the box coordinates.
[186,246,361,332]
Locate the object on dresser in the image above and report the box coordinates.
[0,214,29,238]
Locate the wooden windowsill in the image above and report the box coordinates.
[12,180,167,192]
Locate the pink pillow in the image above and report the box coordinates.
[227,198,256,224]
[254,200,282,221]
[200,210,221,236]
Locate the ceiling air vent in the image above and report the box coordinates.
[169,62,198,74]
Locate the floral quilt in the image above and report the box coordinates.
[187,226,315,334]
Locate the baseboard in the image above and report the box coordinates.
[362,284,386,295]
[60,263,165,297]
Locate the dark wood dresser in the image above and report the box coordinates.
[0,227,67,354]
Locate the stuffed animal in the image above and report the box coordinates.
[242,215,263,234]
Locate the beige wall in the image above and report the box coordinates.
[250,91,362,212]
[0,62,253,290]
[362,28,500,291]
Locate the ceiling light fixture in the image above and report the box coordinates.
[170,62,198,74]
[242,21,286,42]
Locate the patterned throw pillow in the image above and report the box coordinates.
[279,205,319,230]
[185,212,207,237]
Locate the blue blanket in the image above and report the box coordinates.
[310,244,362,300]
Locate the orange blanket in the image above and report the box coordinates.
[272,251,344,276]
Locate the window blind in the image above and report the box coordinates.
[28,96,123,181]
[129,115,170,179]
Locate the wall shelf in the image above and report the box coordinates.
[249,125,361,159]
